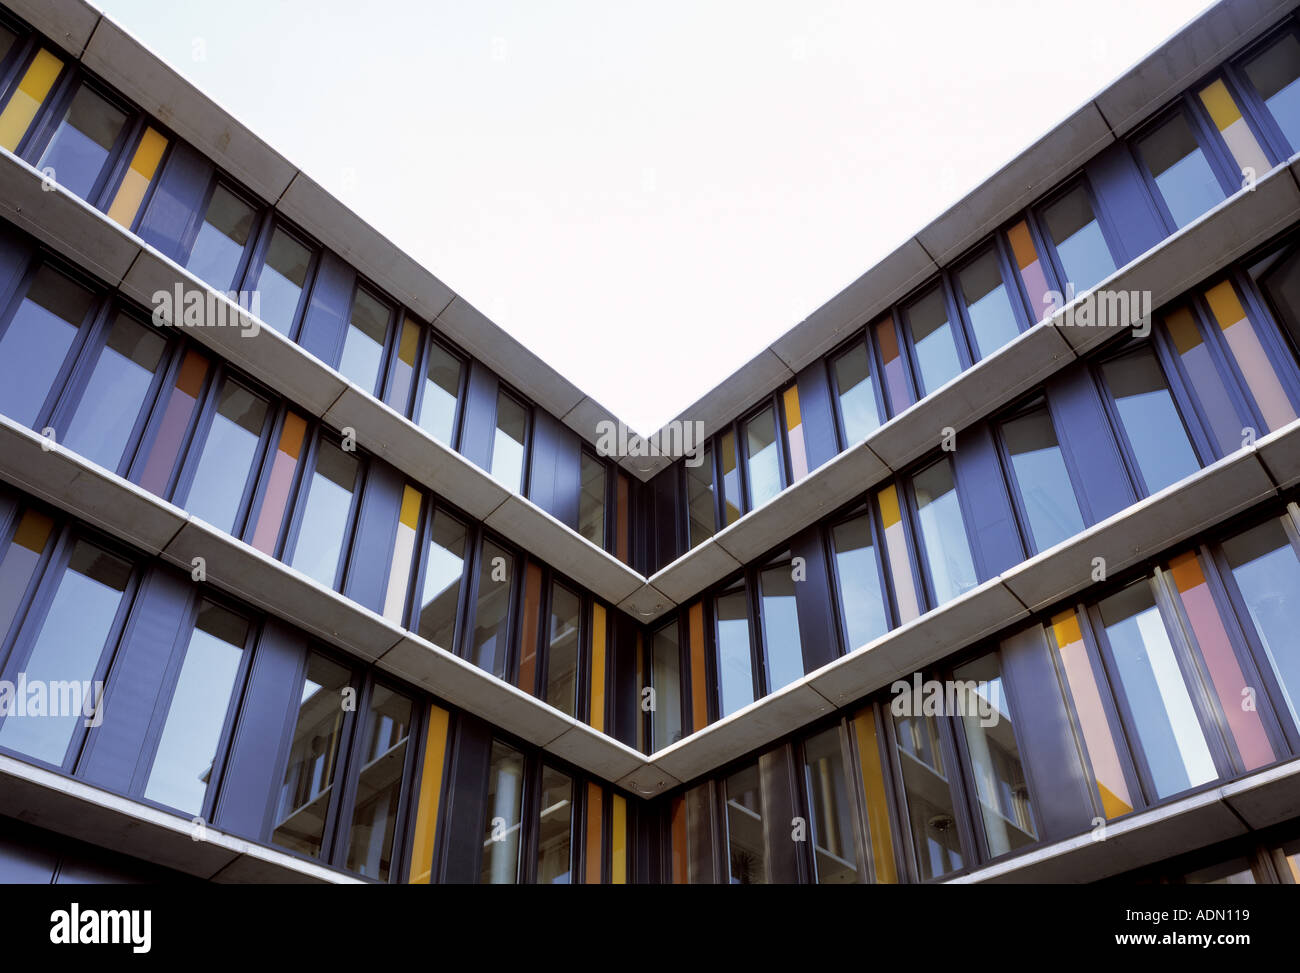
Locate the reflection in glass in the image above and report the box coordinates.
[893,711,963,880]
[830,513,889,650]
[803,728,857,883]
[288,441,359,589]
[1002,403,1084,551]
[1163,306,1246,456]
[1245,33,1300,151]
[719,430,742,525]
[724,762,767,884]
[256,228,311,335]
[417,510,467,649]
[686,443,716,548]
[1138,113,1224,229]
[184,380,268,533]
[744,406,781,508]
[536,765,573,883]
[833,343,881,444]
[759,559,804,693]
[650,622,682,750]
[337,287,389,394]
[345,686,413,881]
[958,249,1020,357]
[904,285,961,394]
[418,342,461,445]
[480,741,523,883]
[715,586,753,717]
[0,265,93,426]
[544,583,580,717]
[1101,347,1200,493]
[490,392,527,490]
[912,458,978,606]
[578,452,606,547]
[469,541,514,679]
[184,185,255,290]
[36,85,125,199]
[1042,186,1115,294]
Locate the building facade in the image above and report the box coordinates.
[1,0,1300,885]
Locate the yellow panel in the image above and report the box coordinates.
[688,601,707,731]
[1049,608,1082,648]
[1199,79,1243,129]
[12,509,54,554]
[610,795,627,884]
[1007,220,1039,271]
[398,484,421,530]
[407,705,450,884]
[107,127,168,227]
[589,602,606,732]
[877,483,901,528]
[585,782,603,884]
[0,49,62,152]
[398,317,420,365]
[1163,307,1203,355]
[782,384,802,432]
[852,708,897,884]
[1205,280,1246,331]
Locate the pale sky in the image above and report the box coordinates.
[95,0,1218,433]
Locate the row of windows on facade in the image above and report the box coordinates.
[4,219,1300,752]
[657,500,1300,883]
[0,493,629,883]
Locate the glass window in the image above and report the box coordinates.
[183,380,269,534]
[686,443,716,549]
[1001,402,1085,551]
[743,406,781,509]
[384,318,420,414]
[957,249,1021,357]
[1183,858,1258,885]
[803,727,858,884]
[874,316,914,414]
[0,510,55,647]
[417,341,461,445]
[0,265,94,426]
[417,510,467,649]
[255,228,311,335]
[344,685,413,882]
[912,457,978,606]
[1007,220,1053,322]
[479,740,524,883]
[830,513,889,650]
[185,185,256,291]
[1244,33,1300,152]
[578,452,605,547]
[759,559,804,693]
[832,343,881,444]
[0,49,63,153]
[1163,305,1249,456]
[719,430,742,526]
[469,541,514,679]
[35,85,125,199]
[892,711,963,880]
[270,652,351,858]
[106,127,169,230]
[851,708,899,883]
[1138,113,1225,229]
[143,601,247,815]
[1100,346,1200,493]
[650,621,682,750]
[904,285,962,394]
[337,287,390,394]
[1097,580,1218,799]
[724,762,767,884]
[1042,186,1116,294]
[489,392,527,491]
[63,313,165,470]
[1197,79,1271,179]
[715,586,754,718]
[137,350,210,496]
[878,484,922,623]
[782,385,809,482]
[536,765,573,884]
[287,441,359,589]
[544,583,580,717]
[952,653,1038,858]
[1222,517,1300,729]
[0,540,131,765]
[1202,280,1298,432]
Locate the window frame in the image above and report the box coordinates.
[1222,18,1300,161]
[278,427,367,592]
[404,328,467,449]
[1028,175,1124,301]
[948,235,1035,362]
[180,177,263,293]
[239,215,320,342]
[896,275,976,397]
[826,329,890,452]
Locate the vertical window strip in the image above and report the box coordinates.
[0,48,61,151]
[688,601,708,732]
[584,782,604,884]
[407,704,450,884]
[250,412,307,554]
[876,484,921,623]
[106,127,168,228]
[669,795,687,883]
[873,317,913,414]
[385,316,421,413]
[0,509,55,643]
[382,485,421,623]
[516,561,542,695]
[782,384,809,481]
[1007,220,1052,322]
[1198,79,1271,179]
[616,472,630,564]
[851,708,897,884]
[610,794,628,884]
[138,349,210,495]
[588,601,606,732]
[1164,306,1246,455]
[1203,280,1298,430]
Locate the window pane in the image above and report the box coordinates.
[878,484,922,623]
[469,541,513,679]
[1138,114,1225,229]
[345,686,413,882]
[782,385,809,481]
[719,430,742,525]
[759,560,804,692]
[715,587,753,717]
[544,583,580,717]
[724,762,767,884]
[270,653,351,858]
[1002,404,1085,551]
[912,458,978,606]
[0,265,93,426]
[892,712,963,880]
[256,229,311,335]
[833,343,881,443]
[137,350,210,496]
[1098,581,1218,799]
[1101,346,1200,493]
[830,513,889,650]
[1042,186,1115,293]
[1245,33,1300,152]
[744,406,781,508]
[418,510,466,649]
[0,542,130,765]
[385,317,420,414]
[36,85,125,199]
[686,443,715,549]
[536,765,573,884]
[490,393,527,490]
[904,285,961,394]
[578,453,606,547]
[0,48,62,153]
[1007,220,1053,322]
[1163,306,1247,456]
[63,313,165,470]
[1222,518,1300,729]
[650,622,682,750]
[1203,280,1298,432]
[0,510,55,648]
[480,741,523,883]
[952,653,1038,858]
[803,727,857,884]
[418,342,461,445]
[106,127,168,229]
[143,601,246,815]
[958,250,1020,357]
[1183,858,1257,885]
[288,441,359,589]
[337,287,389,394]
[184,381,268,534]
[874,316,914,413]
[185,186,255,291]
